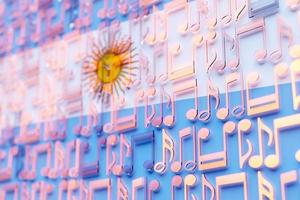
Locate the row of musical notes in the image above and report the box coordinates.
[1,170,299,199]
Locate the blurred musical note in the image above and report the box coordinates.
[0,146,19,181]
[164,76,198,127]
[198,78,220,122]
[113,134,132,176]
[269,16,294,64]
[89,178,111,200]
[171,175,183,200]
[236,18,267,64]
[124,131,155,175]
[246,63,289,117]
[148,179,160,200]
[291,59,300,110]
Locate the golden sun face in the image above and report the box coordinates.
[82,32,137,103]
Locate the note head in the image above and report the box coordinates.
[227,58,239,71]
[269,50,282,64]
[184,174,197,187]
[264,154,279,169]
[216,108,229,121]
[289,44,300,58]
[143,160,154,172]
[163,115,175,128]
[152,117,163,128]
[190,23,200,33]
[198,128,210,141]
[123,164,133,176]
[186,109,198,121]
[221,15,232,27]
[171,161,182,174]
[112,165,123,176]
[238,119,252,132]
[275,62,289,79]
[184,160,197,172]
[198,111,211,123]
[255,49,267,64]
[149,180,160,192]
[154,162,166,175]
[248,155,263,169]
[172,175,183,187]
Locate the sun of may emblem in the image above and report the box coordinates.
[82,31,137,103]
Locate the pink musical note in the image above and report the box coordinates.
[216,72,245,120]
[269,16,294,64]
[198,78,220,122]
[280,170,297,200]
[236,18,268,64]
[171,126,197,173]
[164,76,198,127]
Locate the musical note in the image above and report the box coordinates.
[171,126,197,173]
[257,171,274,200]
[150,87,164,128]
[280,170,297,200]
[31,181,53,200]
[236,18,268,64]
[117,178,129,200]
[213,28,237,73]
[89,178,111,200]
[113,134,132,176]
[154,129,175,174]
[291,59,300,110]
[198,78,220,122]
[144,88,156,128]
[0,146,19,181]
[184,174,198,200]
[124,131,155,175]
[267,113,300,169]
[49,141,65,179]
[245,63,289,117]
[202,174,215,200]
[164,77,198,127]
[106,135,118,176]
[0,183,19,200]
[216,72,245,121]
[73,100,99,137]
[171,175,183,200]
[132,177,147,200]
[103,93,141,134]
[269,16,294,64]
[216,172,248,200]
[237,119,253,169]
[148,179,160,200]
[248,117,273,169]
[198,121,236,172]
